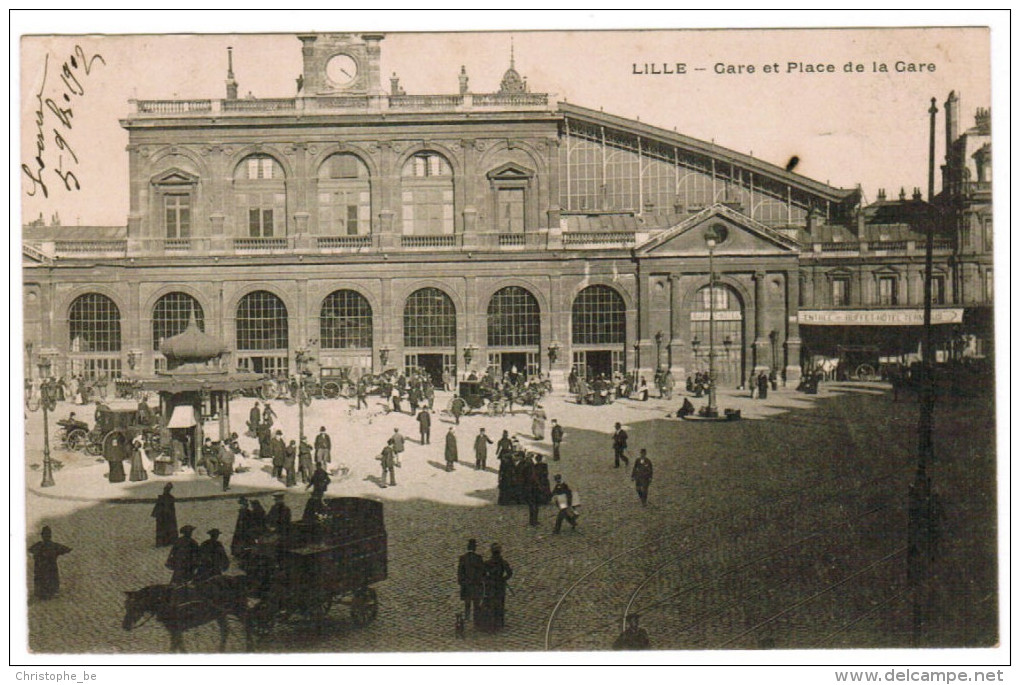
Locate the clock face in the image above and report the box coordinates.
[326,54,359,87]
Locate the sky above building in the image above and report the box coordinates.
[18,26,990,227]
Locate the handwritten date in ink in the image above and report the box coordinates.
[22,45,105,199]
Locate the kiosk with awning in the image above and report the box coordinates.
[135,313,265,471]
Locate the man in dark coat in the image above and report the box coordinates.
[195,529,230,581]
[417,407,432,445]
[450,395,465,424]
[521,453,542,526]
[496,430,514,462]
[631,448,654,506]
[28,526,71,600]
[552,475,578,533]
[270,430,286,479]
[480,543,513,631]
[356,380,367,410]
[284,440,298,487]
[389,428,405,461]
[166,525,199,585]
[267,493,291,533]
[314,426,332,467]
[497,445,514,505]
[550,419,564,461]
[380,443,397,487]
[307,464,331,498]
[302,492,326,523]
[248,401,261,435]
[758,371,769,399]
[457,538,485,625]
[612,422,630,468]
[151,483,178,547]
[533,453,552,504]
[473,427,493,470]
[219,439,236,492]
[444,427,459,471]
[613,614,651,650]
[230,497,253,558]
[298,437,314,484]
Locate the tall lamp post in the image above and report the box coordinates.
[37,355,56,487]
[295,347,315,448]
[704,226,721,417]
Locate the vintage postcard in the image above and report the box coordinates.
[15,16,1002,671]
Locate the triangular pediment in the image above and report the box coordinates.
[486,162,534,181]
[151,167,199,186]
[635,204,800,256]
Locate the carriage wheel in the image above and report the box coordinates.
[258,380,278,401]
[321,382,341,399]
[67,428,89,452]
[350,588,378,626]
[85,439,103,456]
[855,364,877,381]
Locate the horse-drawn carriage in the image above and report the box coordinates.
[59,405,160,456]
[239,498,387,639]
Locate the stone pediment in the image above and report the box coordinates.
[150,167,199,186]
[486,162,535,181]
[635,204,800,256]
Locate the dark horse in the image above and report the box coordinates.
[123,575,254,652]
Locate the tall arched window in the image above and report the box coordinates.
[152,292,205,350]
[69,293,122,352]
[320,290,373,349]
[572,285,625,345]
[68,293,122,379]
[404,287,456,348]
[488,286,540,347]
[234,154,286,237]
[401,152,454,235]
[318,154,371,235]
[236,290,289,375]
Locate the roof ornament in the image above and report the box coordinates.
[498,35,527,94]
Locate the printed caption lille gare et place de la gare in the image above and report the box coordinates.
[633,60,938,75]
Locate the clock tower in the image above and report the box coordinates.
[297,33,384,96]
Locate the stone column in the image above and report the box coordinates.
[668,274,686,381]
[753,270,769,373]
[784,270,802,383]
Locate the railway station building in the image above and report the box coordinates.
[21,33,994,389]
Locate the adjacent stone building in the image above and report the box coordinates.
[21,33,993,389]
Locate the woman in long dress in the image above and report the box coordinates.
[151,483,178,547]
[129,435,149,482]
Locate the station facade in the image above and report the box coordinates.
[21,34,994,389]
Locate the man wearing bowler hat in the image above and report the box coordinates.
[166,524,200,585]
[196,529,230,581]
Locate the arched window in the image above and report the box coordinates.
[236,291,288,351]
[401,152,454,235]
[152,292,205,350]
[318,154,371,235]
[69,293,121,352]
[572,285,625,345]
[487,286,540,347]
[234,154,286,237]
[236,290,289,376]
[320,290,373,349]
[404,287,456,348]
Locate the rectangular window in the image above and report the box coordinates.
[498,188,526,233]
[164,194,191,239]
[931,275,946,305]
[878,276,898,306]
[249,207,274,237]
[985,269,993,301]
[983,220,993,251]
[831,278,850,307]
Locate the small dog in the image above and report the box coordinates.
[454,612,466,639]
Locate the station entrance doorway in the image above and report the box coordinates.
[405,352,456,389]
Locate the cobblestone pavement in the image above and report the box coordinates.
[21,383,997,653]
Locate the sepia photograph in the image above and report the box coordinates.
[13,11,1005,673]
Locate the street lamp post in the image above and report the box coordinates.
[705,227,720,417]
[463,344,478,378]
[37,356,56,488]
[295,348,315,448]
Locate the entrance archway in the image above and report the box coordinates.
[486,286,541,378]
[571,285,626,381]
[403,287,457,387]
[689,284,745,387]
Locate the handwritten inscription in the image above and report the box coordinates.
[22,45,106,199]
